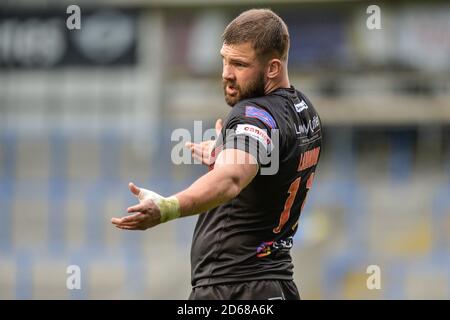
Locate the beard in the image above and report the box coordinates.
[223,71,266,107]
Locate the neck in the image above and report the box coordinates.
[264,68,291,95]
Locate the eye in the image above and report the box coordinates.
[234,62,247,68]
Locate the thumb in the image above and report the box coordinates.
[129,182,141,197]
[215,118,223,136]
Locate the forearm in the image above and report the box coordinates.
[113,150,258,229]
[174,166,241,217]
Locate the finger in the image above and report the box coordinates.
[111,217,123,224]
[114,223,140,229]
[201,140,214,148]
[186,142,200,155]
[192,146,209,162]
[186,141,203,149]
[117,212,144,223]
[193,152,209,166]
[215,118,223,136]
[115,225,140,230]
[186,141,198,148]
[128,182,140,197]
[111,216,143,224]
[192,153,204,163]
[111,216,141,226]
[202,145,213,158]
[111,217,129,225]
[191,143,205,158]
[127,202,146,213]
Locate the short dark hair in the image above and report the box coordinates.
[222,9,290,62]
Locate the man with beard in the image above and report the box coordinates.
[112,8,322,300]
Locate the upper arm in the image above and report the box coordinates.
[214,148,258,193]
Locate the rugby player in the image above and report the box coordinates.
[112,8,322,300]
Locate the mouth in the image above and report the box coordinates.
[226,85,238,96]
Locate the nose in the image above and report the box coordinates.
[222,65,235,82]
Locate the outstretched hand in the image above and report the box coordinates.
[185,119,223,166]
[111,182,162,231]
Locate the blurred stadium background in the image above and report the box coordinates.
[0,0,449,299]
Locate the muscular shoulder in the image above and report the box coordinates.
[226,98,278,130]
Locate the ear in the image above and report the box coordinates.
[266,59,282,79]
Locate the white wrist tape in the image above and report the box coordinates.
[138,188,180,223]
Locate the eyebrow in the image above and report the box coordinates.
[230,59,249,65]
[221,54,250,64]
